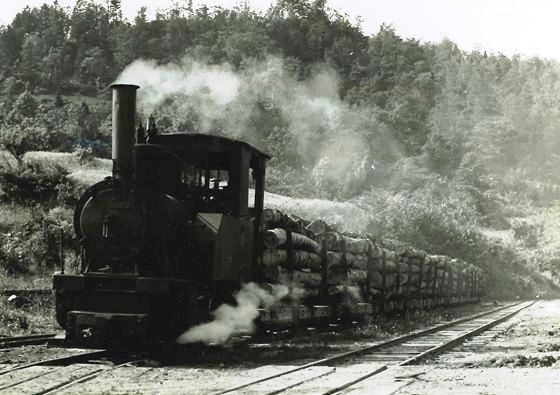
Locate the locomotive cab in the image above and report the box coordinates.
[53,84,269,346]
[140,133,269,291]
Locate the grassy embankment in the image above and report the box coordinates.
[0,150,110,335]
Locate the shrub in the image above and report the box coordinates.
[0,207,75,275]
[361,180,553,298]
[72,145,95,164]
[511,217,544,248]
[0,160,69,204]
[0,231,33,274]
[0,121,50,162]
[365,180,481,258]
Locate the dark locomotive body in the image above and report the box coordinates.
[53,85,269,346]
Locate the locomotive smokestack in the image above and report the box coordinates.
[110,84,139,180]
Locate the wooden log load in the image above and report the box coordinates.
[261,249,322,271]
[258,208,482,305]
[263,228,322,254]
[262,266,322,288]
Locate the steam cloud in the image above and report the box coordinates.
[116,58,241,111]
[176,282,288,345]
[116,56,404,194]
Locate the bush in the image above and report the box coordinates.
[0,207,76,275]
[511,218,543,248]
[0,230,33,274]
[365,180,481,258]
[361,180,555,298]
[72,145,95,164]
[0,121,51,161]
[0,160,70,204]
[0,224,51,274]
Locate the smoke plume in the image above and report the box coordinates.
[115,56,404,197]
[176,282,288,345]
[116,58,240,112]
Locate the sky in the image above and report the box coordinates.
[2,0,560,60]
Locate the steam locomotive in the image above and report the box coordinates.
[53,84,270,345]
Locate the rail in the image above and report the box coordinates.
[0,333,57,348]
[216,300,535,395]
[0,348,144,395]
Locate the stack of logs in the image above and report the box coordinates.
[259,208,482,305]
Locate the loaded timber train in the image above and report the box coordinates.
[53,84,483,346]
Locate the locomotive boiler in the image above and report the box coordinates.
[53,84,269,346]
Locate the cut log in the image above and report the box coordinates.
[409,258,422,266]
[399,273,409,285]
[262,209,313,237]
[325,266,382,288]
[397,261,409,273]
[262,266,322,288]
[371,246,383,258]
[328,285,363,300]
[326,251,368,270]
[321,232,371,254]
[263,208,284,224]
[402,248,427,259]
[384,249,396,260]
[305,219,329,236]
[369,270,383,288]
[263,228,321,254]
[261,249,322,271]
[384,260,397,273]
[408,263,420,273]
[384,273,396,289]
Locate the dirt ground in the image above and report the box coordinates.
[3,300,558,394]
[352,299,560,395]
[50,301,537,394]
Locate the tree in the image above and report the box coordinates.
[107,0,123,22]
[8,88,38,122]
[0,120,48,163]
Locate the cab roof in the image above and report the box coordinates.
[148,133,271,160]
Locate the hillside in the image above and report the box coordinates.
[1,1,560,297]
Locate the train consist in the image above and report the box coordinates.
[53,84,483,346]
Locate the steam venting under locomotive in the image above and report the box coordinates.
[54,84,269,346]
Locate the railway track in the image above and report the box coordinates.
[0,334,57,349]
[0,289,51,298]
[0,348,143,395]
[0,301,535,394]
[216,300,535,395]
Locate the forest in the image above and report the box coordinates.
[1,0,560,297]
